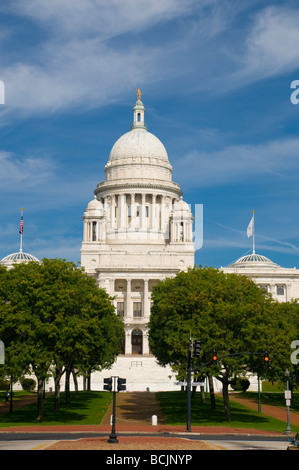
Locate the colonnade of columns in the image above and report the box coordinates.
[83,192,193,243]
[107,192,170,232]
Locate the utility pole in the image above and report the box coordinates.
[186,337,193,432]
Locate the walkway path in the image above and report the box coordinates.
[229,392,299,426]
[101,391,166,426]
[0,395,37,414]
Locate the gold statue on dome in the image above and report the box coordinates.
[135,87,141,101]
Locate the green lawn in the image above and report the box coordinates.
[156,391,299,433]
[0,391,113,427]
[1,390,299,433]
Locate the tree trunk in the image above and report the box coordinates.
[72,369,78,397]
[208,375,216,410]
[87,370,91,391]
[54,367,65,411]
[200,385,205,403]
[37,377,44,421]
[222,380,231,421]
[65,367,71,404]
[9,375,13,412]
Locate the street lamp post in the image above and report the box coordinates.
[284,369,292,435]
[186,338,192,432]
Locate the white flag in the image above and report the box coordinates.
[247,216,254,238]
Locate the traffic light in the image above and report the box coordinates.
[193,340,201,357]
[103,377,113,392]
[117,377,126,392]
[264,351,270,366]
[212,350,218,365]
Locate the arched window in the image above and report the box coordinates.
[132,329,143,355]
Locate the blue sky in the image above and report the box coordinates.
[1,0,299,269]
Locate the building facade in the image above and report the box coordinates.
[80,93,195,390]
[222,251,299,303]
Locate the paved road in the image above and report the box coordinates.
[206,435,292,450]
[0,431,294,451]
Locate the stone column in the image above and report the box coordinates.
[83,220,88,241]
[141,193,146,230]
[161,195,165,233]
[130,193,135,229]
[143,279,149,318]
[143,331,150,355]
[151,194,156,231]
[118,194,126,229]
[111,194,116,229]
[125,329,131,355]
[126,279,132,319]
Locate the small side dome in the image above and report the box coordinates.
[85,196,103,216]
[173,197,191,214]
[1,252,39,262]
[228,253,280,269]
[1,251,39,268]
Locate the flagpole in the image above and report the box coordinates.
[19,208,23,253]
[252,210,255,254]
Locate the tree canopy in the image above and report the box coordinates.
[0,258,124,419]
[148,266,297,420]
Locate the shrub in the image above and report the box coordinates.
[21,378,36,392]
[231,377,250,392]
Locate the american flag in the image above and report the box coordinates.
[19,209,23,235]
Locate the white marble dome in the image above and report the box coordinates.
[108,128,169,164]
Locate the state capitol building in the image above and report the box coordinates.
[2,91,299,391]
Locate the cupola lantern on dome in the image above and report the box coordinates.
[131,88,146,130]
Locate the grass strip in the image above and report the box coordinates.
[156,391,299,433]
[0,391,113,427]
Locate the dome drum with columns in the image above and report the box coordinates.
[80,92,195,390]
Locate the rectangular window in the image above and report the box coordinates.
[276,285,285,296]
[145,206,149,217]
[133,302,142,317]
[117,302,125,317]
[92,222,97,241]
[259,285,269,293]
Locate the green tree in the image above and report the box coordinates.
[148,266,294,421]
[0,258,124,419]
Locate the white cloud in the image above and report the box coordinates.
[0,0,238,115]
[226,6,299,88]
[7,0,199,38]
[175,137,299,187]
[0,151,54,188]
